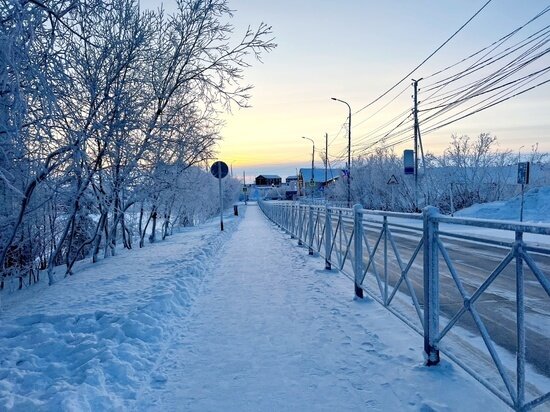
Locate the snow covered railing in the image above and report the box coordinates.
[258,200,550,412]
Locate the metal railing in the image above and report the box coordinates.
[259,200,550,411]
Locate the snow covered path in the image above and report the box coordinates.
[137,204,503,411]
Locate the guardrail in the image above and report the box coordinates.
[259,200,550,411]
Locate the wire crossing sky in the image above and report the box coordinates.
[143,0,550,181]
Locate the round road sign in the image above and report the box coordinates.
[210,161,229,179]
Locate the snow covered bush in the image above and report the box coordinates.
[328,133,548,214]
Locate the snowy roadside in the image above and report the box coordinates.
[0,211,242,410]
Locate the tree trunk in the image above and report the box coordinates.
[149,210,157,243]
[140,208,154,247]
[138,205,144,247]
[46,210,76,285]
[92,212,107,263]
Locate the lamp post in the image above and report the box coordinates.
[331,97,351,207]
[302,136,315,200]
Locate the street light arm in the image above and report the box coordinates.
[302,136,315,145]
[302,136,315,161]
[331,97,351,114]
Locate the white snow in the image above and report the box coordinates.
[0,204,515,410]
[456,186,550,223]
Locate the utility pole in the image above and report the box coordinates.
[412,79,421,212]
[302,136,315,201]
[331,98,352,208]
[243,170,247,205]
[311,143,315,201]
[325,132,328,201]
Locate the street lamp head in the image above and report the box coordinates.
[331,97,337,101]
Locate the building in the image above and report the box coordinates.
[255,174,282,186]
[298,168,342,196]
[285,176,298,190]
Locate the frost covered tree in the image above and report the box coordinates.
[0,0,274,288]
[428,133,514,211]
[327,133,547,214]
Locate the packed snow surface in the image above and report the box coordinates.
[0,205,507,410]
[456,186,550,223]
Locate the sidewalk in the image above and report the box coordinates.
[136,204,504,411]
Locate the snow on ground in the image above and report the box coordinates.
[456,186,550,223]
[0,213,240,410]
[0,204,509,411]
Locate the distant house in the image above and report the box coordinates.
[285,175,298,190]
[284,176,299,200]
[298,168,342,196]
[255,174,282,186]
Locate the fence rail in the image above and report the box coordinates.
[259,200,550,411]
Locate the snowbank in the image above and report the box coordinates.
[0,214,240,410]
[456,186,550,223]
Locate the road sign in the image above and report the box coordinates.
[517,162,530,184]
[403,150,414,175]
[243,186,248,193]
[210,161,229,179]
[211,161,228,231]
[387,175,399,185]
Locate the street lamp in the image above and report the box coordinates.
[331,97,351,207]
[302,136,315,200]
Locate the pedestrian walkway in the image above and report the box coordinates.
[138,204,503,411]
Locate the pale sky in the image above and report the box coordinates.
[142,1,550,182]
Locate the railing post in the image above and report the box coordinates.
[287,203,291,233]
[290,203,296,238]
[308,205,314,255]
[297,205,303,245]
[325,206,332,270]
[383,215,388,306]
[353,204,364,299]
[515,230,525,409]
[423,206,440,366]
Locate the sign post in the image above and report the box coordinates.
[404,149,417,211]
[211,161,229,231]
[387,175,399,210]
[517,162,530,222]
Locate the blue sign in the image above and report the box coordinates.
[517,162,530,185]
[210,161,229,179]
[403,150,414,175]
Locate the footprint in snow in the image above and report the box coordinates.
[150,373,168,389]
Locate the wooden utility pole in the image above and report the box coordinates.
[325,132,328,200]
[412,79,421,212]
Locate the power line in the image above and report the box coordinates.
[352,108,411,145]
[420,65,550,113]
[422,5,550,86]
[353,0,493,116]
[354,112,413,151]
[419,48,550,126]
[421,26,550,98]
[422,75,550,135]
[352,84,409,129]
